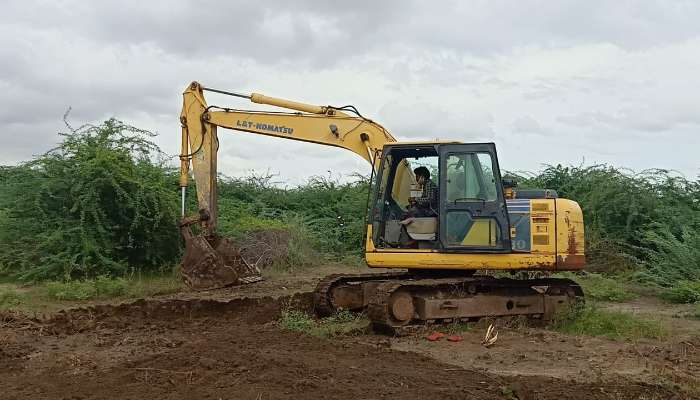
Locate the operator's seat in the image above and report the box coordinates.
[405,217,438,241]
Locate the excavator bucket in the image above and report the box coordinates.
[180,226,262,290]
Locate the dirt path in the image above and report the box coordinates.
[1,267,698,399]
[391,324,698,390]
[157,264,359,302]
[0,294,688,400]
[599,296,700,338]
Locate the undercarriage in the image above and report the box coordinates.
[313,271,584,334]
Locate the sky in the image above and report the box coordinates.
[1,0,699,185]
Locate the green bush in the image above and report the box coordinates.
[218,209,318,271]
[637,228,700,286]
[0,119,370,283]
[513,165,699,285]
[660,280,700,304]
[1,117,697,288]
[216,174,369,262]
[0,119,180,281]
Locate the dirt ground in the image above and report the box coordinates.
[1,265,698,400]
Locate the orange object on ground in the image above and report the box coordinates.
[446,335,463,342]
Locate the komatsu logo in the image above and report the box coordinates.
[237,120,293,135]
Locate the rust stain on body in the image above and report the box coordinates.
[567,229,578,255]
[557,254,586,269]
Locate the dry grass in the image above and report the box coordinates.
[0,273,183,314]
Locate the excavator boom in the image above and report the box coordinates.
[179,82,395,289]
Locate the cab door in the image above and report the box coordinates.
[439,143,511,252]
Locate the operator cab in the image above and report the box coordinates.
[369,143,512,253]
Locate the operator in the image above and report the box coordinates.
[402,166,438,221]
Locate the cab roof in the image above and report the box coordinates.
[387,140,462,146]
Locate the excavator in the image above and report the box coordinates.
[178,81,586,332]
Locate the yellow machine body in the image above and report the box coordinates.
[365,198,585,271]
[178,81,585,290]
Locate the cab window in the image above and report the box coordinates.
[444,152,502,248]
[371,146,439,248]
[446,152,497,202]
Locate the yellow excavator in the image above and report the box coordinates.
[178,81,585,332]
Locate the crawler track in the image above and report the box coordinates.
[369,277,583,334]
[313,271,411,317]
[315,273,584,334]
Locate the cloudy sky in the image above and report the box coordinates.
[1,0,699,184]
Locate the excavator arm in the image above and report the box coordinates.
[179,81,395,233]
[178,81,395,289]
